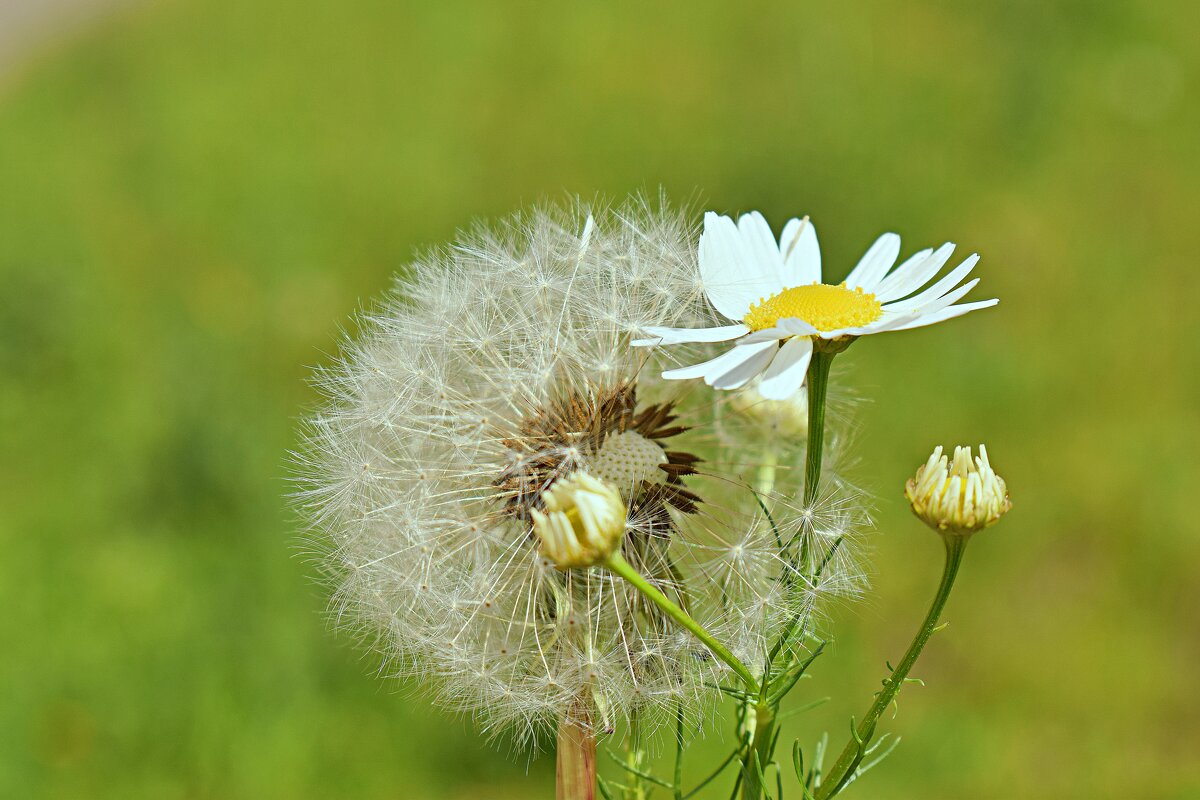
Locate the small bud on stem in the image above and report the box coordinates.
[905,444,1011,536]
[531,472,627,568]
[818,445,1011,798]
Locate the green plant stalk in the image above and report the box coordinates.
[742,349,834,800]
[623,710,647,800]
[741,702,776,800]
[557,703,597,800]
[815,535,969,799]
[802,349,834,509]
[604,552,759,693]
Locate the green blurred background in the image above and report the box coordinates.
[3,1,1197,797]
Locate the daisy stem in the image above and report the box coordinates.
[743,347,835,800]
[557,701,597,800]
[604,552,759,693]
[815,535,969,799]
[803,350,835,510]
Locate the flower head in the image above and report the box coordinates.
[635,212,998,399]
[532,472,626,568]
[905,445,1011,535]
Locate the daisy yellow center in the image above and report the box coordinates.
[743,283,883,333]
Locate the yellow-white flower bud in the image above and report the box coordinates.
[729,381,809,437]
[905,445,1011,536]
[531,471,626,568]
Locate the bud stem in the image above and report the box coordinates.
[604,552,759,693]
[816,535,969,798]
[557,702,596,800]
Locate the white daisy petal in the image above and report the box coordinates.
[810,326,858,340]
[708,341,778,390]
[845,232,901,291]
[870,247,932,302]
[633,324,750,346]
[778,216,821,286]
[698,213,749,319]
[881,253,979,314]
[874,242,955,303]
[874,278,983,332]
[737,318,818,345]
[847,308,917,335]
[879,298,998,333]
[756,336,813,400]
[737,211,786,278]
[699,212,782,320]
[737,327,791,345]
[778,318,820,337]
[910,277,983,316]
[661,346,747,381]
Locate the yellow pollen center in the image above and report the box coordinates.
[743,283,883,333]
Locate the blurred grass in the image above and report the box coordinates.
[2,0,1198,797]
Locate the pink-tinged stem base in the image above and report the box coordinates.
[556,705,595,800]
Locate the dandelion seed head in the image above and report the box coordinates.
[294,197,870,741]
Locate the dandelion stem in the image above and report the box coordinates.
[557,702,597,800]
[604,552,759,692]
[815,535,969,799]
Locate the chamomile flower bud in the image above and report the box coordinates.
[532,472,626,568]
[905,445,1011,535]
[729,380,809,437]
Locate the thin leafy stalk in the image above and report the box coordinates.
[815,535,969,798]
[765,643,826,706]
[623,711,647,800]
[775,696,830,721]
[605,751,674,790]
[682,748,742,799]
[674,701,685,800]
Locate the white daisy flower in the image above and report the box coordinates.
[635,211,998,399]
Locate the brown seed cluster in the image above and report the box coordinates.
[496,381,702,526]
